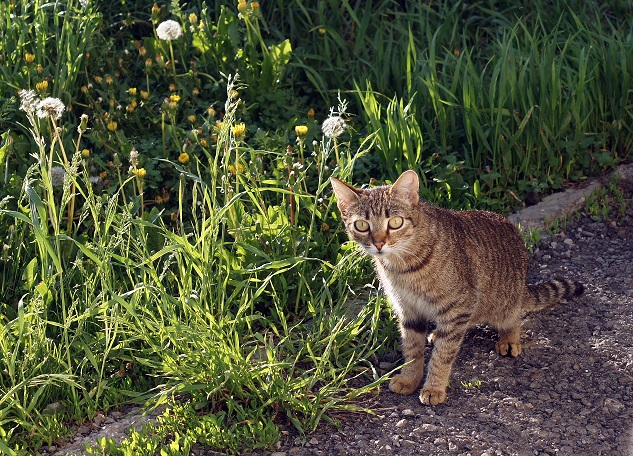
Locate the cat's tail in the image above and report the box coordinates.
[527,277,585,311]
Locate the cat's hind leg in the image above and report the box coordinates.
[389,318,427,396]
[495,325,522,357]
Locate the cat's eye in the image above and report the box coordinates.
[388,216,404,229]
[354,220,370,232]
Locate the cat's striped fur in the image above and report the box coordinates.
[331,170,584,405]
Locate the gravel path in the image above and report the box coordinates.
[265,201,633,456]
[48,172,632,456]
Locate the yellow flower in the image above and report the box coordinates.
[207,106,216,117]
[94,76,103,84]
[189,12,198,24]
[169,83,176,92]
[199,21,205,30]
[318,28,327,35]
[36,80,49,92]
[140,90,149,100]
[136,168,147,178]
[25,53,35,63]
[105,75,113,84]
[178,152,190,164]
[216,121,225,130]
[187,114,196,123]
[37,64,43,74]
[82,149,90,158]
[192,87,200,96]
[295,125,308,136]
[237,0,247,13]
[107,121,118,132]
[228,163,245,174]
[155,195,164,204]
[126,104,135,113]
[232,123,246,138]
[81,85,89,94]
[99,171,108,179]
[307,108,315,118]
[145,58,153,67]
[128,87,137,96]
[139,46,147,56]
[251,1,260,10]
[199,139,209,147]
[169,94,181,103]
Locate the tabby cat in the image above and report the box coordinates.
[331,170,584,405]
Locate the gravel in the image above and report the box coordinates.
[47,181,632,456]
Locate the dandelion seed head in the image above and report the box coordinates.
[36,97,65,120]
[50,166,66,187]
[156,20,183,41]
[322,115,346,139]
[19,89,39,115]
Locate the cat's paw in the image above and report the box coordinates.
[420,387,446,405]
[389,375,420,395]
[495,341,522,357]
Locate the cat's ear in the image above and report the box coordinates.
[390,170,420,205]
[331,177,359,212]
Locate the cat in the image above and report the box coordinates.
[331,170,584,405]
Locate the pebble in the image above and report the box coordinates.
[401,408,415,416]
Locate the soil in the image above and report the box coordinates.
[47,174,633,456]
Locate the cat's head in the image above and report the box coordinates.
[331,170,421,259]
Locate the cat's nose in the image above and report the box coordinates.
[374,241,385,251]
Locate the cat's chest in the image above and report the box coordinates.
[374,260,440,318]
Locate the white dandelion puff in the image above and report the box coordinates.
[156,20,183,40]
[50,166,66,187]
[321,115,346,139]
[36,97,65,120]
[19,89,40,115]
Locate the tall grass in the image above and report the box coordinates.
[0,77,392,453]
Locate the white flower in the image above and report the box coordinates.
[322,115,346,139]
[19,89,39,115]
[50,166,66,187]
[129,148,139,167]
[36,97,65,120]
[156,20,183,40]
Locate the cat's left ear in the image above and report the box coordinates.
[331,177,359,212]
[390,170,420,206]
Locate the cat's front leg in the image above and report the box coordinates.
[389,318,427,395]
[420,314,470,405]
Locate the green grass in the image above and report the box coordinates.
[1,0,632,453]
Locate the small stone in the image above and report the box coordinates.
[395,419,407,427]
[563,238,574,245]
[379,362,391,369]
[271,452,288,456]
[309,437,319,445]
[402,409,415,416]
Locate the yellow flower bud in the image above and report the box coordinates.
[128,87,137,95]
[140,90,149,100]
[107,121,118,132]
[232,123,246,138]
[36,80,49,92]
[295,125,308,137]
[178,152,190,164]
[82,149,90,158]
[25,53,35,63]
[136,168,147,178]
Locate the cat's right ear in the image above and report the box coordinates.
[331,177,359,212]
